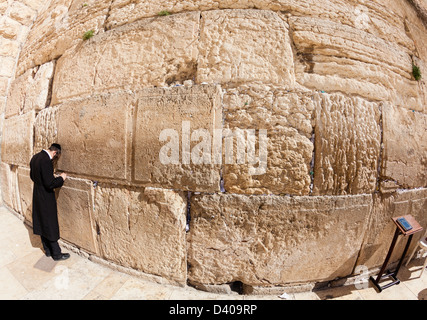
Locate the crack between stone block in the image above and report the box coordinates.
[103,0,115,32]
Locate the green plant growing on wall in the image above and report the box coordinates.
[158,10,171,16]
[412,64,422,81]
[83,29,95,40]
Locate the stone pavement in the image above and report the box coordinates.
[0,206,426,301]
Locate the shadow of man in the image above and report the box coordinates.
[22,220,58,272]
[418,288,427,300]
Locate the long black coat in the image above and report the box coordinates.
[30,150,64,241]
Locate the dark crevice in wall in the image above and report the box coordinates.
[45,59,58,109]
[103,0,114,32]
[375,103,384,193]
[407,0,427,29]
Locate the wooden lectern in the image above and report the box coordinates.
[369,215,423,292]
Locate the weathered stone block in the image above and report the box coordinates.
[0,56,16,78]
[1,162,21,213]
[17,167,33,223]
[0,16,22,40]
[23,61,55,113]
[134,85,222,192]
[197,9,295,87]
[8,1,37,26]
[6,61,55,118]
[0,77,9,97]
[56,92,133,180]
[313,93,381,195]
[51,12,200,104]
[5,68,33,118]
[223,86,314,195]
[381,104,427,188]
[290,16,423,111]
[33,106,58,153]
[356,189,427,269]
[93,185,187,284]
[16,0,110,76]
[0,37,20,57]
[1,111,35,166]
[56,177,98,254]
[188,193,372,286]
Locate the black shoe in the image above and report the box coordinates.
[45,251,51,257]
[52,253,70,261]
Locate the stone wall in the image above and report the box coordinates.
[0,0,426,290]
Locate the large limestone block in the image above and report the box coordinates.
[1,111,35,166]
[5,68,33,118]
[381,104,427,188]
[33,106,59,153]
[5,61,55,118]
[313,93,381,195]
[51,12,200,104]
[23,61,55,113]
[8,1,37,26]
[1,162,21,213]
[105,0,413,52]
[56,177,98,254]
[356,189,427,269]
[197,9,295,87]
[134,85,222,192]
[106,0,292,29]
[0,37,20,58]
[17,167,33,223]
[0,16,22,41]
[188,193,372,286]
[20,0,47,11]
[290,16,423,111]
[16,0,111,76]
[0,56,16,78]
[56,92,132,180]
[222,86,314,195]
[93,185,187,284]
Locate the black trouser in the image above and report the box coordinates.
[40,236,61,257]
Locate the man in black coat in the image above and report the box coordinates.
[30,143,69,261]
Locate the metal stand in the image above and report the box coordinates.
[369,215,423,293]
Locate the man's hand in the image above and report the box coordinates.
[60,172,67,181]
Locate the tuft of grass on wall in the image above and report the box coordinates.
[412,64,422,81]
[158,10,171,16]
[83,29,95,40]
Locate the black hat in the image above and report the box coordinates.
[50,143,62,153]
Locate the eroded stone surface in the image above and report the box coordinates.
[51,12,200,104]
[223,86,314,195]
[33,105,59,153]
[5,61,55,118]
[16,0,111,77]
[17,167,33,223]
[56,177,98,254]
[1,111,35,167]
[188,193,372,285]
[381,104,427,188]
[93,185,187,284]
[56,92,133,180]
[5,68,33,118]
[134,85,222,192]
[290,15,423,111]
[1,162,20,213]
[313,93,381,195]
[197,9,295,87]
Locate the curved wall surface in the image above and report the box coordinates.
[1,0,426,290]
